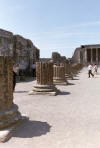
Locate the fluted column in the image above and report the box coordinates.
[29,62,58,95]
[53,65,67,85]
[64,63,73,80]
[0,57,13,111]
[36,62,53,85]
[0,56,25,142]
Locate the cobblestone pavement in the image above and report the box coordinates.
[1,68,100,148]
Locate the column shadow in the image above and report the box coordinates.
[72,78,79,80]
[67,82,75,85]
[14,120,51,138]
[59,91,71,95]
[17,77,36,83]
[14,91,29,93]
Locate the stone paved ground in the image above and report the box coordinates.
[1,68,100,148]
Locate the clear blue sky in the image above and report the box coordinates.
[0,0,100,58]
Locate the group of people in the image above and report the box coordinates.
[88,63,98,78]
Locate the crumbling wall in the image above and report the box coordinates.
[72,47,81,64]
[0,29,40,73]
[52,52,69,64]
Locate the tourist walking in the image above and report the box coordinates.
[88,64,94,78]
[93,64,98,75]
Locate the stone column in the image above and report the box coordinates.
[64,63,73,80]
[53,65,67,85]
[96,48,98,64]
[0,56,26,143]
[91,48,93,63]
[84,48,87,64]
[29,62,58,96]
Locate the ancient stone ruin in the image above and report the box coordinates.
[64,63,73,80]
[29,62,58,96]
[0,29,40,75]
[0,56,27,142]
[53,65,67,85]
[52,52,68,64]
[71,63,83,77]
[40,52,69,65]
[72,44,100,65]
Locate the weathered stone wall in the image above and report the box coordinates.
[52,52,68,64]
[0,29,13,57]
[0,29,40,73]
[72,47,81,64]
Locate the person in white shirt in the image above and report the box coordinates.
[88,64,94,78]
[93,64,98,75]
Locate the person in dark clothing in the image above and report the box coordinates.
[31,62,36,78]
[13,66,19,91]
[13,71,17,91]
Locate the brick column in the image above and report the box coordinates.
[0,56,27,142]
[29,62,58,96]
[64,63,73,80]
[53,65,67,85]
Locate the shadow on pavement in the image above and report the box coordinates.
[14,91,29,93]
[67,82,75,85]
[24,77,36,82]
[14,120,51,138]
[17,77,36,83]
[59,91,71,95]
[72,78,79,80]
[75,75,79,77]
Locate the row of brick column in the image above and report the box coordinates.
[0,57,82,142]
[29,62,76,95]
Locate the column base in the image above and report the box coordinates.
[29,84,59,96]
[0,104,28,142]
[53,78,68,85]
[65,74,73,80]
[0,116,28,143]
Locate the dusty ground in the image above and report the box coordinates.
[1,68,100,148]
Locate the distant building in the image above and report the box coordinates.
[72,44,100,65]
